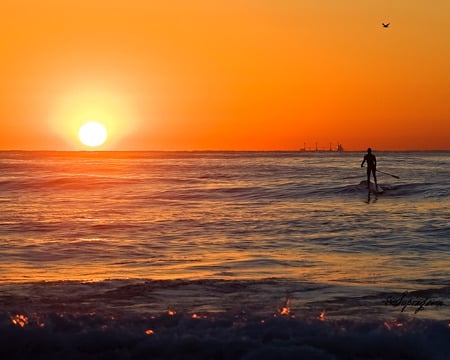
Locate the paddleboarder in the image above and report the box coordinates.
[361,148,378,190]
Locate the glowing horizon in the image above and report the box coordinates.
[1,1,449,151]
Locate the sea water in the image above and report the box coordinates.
[0,151,449,359]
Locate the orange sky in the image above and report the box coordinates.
[1,0,449,151]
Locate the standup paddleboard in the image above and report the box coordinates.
[360,180,383,194]
[368,182,383,194]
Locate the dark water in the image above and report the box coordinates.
[0,151,449,359]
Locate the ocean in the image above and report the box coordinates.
[0,150,449,359]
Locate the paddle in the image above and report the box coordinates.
[361,165,400,179]
[376,169,400,179]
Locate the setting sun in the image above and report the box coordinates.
[78,121,108,147]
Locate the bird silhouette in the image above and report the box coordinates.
[382,23,390,28]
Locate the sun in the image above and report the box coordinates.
[78,121,108,147]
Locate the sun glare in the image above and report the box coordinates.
[78,121,108,147]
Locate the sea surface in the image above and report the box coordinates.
[0,151,449,359]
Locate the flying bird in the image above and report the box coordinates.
[382,22,390,28]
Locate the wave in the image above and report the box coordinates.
[0,176,138,192]
[327,181,448,199]
[3,176,444,204]
[1,279,449,359]
[1,311,448,360]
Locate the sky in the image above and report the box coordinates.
[1,0,449,151]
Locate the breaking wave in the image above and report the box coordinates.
[1,310,449,360]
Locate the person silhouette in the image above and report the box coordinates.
[361,148,378,190]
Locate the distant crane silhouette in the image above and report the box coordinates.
[382,22,390,28]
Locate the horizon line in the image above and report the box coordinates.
[1,149,449,153]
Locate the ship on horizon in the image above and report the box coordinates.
[300,142,344,152]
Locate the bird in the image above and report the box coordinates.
[382,22,390,28]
